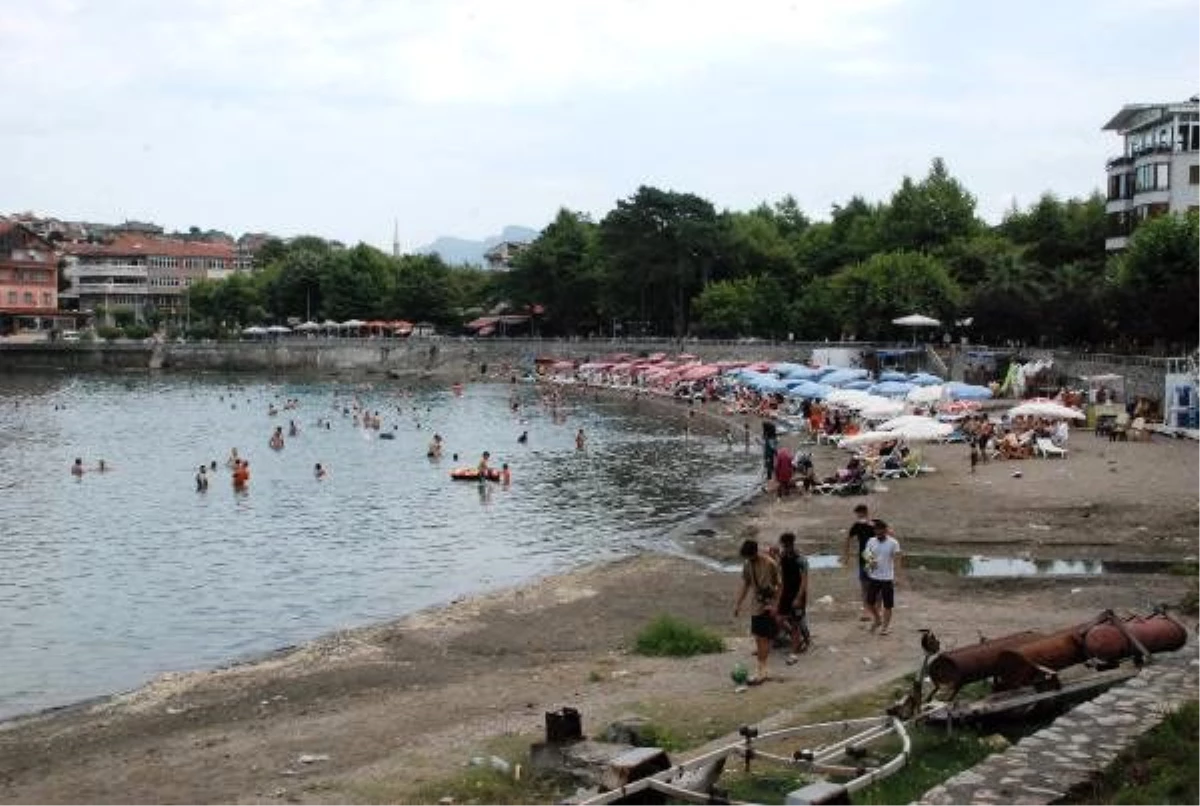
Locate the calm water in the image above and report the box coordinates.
[0,373,758,720]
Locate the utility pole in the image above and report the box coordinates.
[392,219,400,258]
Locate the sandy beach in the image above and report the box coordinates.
[0,389,1196,805]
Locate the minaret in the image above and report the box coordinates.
[392,219,400,258]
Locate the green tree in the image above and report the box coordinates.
[504,209,601,336]
[966,253,1045,345]
[598,186,719,337]
[829,250,961,340]
[1111,211,1199,348]
[691,277,759,337]
[878,158,980,253]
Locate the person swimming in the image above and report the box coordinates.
[269,427,285,451]
[288,419,299,437]
[575,428,587,451]
[500,462,511,486]
[427,433,443,458]
[226,447,240,468]
[314,462,327,480]
[196,465,209,492]
[70,457,85,477]
[232,459,250,489]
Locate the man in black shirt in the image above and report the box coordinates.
[843,503,875,622]
[775,532,810,662]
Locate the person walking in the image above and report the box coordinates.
[733,539,780,685]
[843,503,876,622]
[863,519,903,635]
[775,532,811,663]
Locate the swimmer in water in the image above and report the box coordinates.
[500,463,511,486]
[314,462,328,480]
[427,433,443,458]
[71,457,85,477]
[96,459,109,472]
[232,459,250,489]
[576,428,587,451]
[226,447,240,468]
[196,465,209,492]
[288,419,299,437]
[269,427,285,451]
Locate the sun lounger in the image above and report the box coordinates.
[1034,437,1068,459]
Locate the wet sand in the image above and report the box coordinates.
[0,388,1196,804]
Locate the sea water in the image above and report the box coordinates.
[0,374,759,719]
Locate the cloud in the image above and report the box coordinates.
[1,0,902,108]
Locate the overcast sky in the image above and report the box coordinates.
[2,0,1196,251]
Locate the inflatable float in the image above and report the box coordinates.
[450,467,501,482]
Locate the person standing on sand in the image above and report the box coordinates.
[863,518,902,635]
[576,428,586,451]
[733,539,780,685]
[775,532,810,662]
[844,503,876,622]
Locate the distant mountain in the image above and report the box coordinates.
[417,225,539,267]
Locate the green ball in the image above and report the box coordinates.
[731,663,749,685]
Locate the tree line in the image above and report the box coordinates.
[186,158,1198,351]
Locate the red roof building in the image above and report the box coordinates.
[61,234,237,324]
[0,221,75,335]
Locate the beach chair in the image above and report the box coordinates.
[1034,437,1068,459]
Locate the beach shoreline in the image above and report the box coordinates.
[0,381,1196,804]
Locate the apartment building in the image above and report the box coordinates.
[61,234,237,325]
[1102,96,1200,252]
[0,220,67,335]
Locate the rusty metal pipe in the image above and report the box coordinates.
[1083,613,1188,662]
[928,631,1047,689]
[993,631,1087,690]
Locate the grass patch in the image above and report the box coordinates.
[633,614,725,657]
[405,764,575,805]
[723,769,814,803]
[1064,700,1198,805]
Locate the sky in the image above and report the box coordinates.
[1,0,1196,251]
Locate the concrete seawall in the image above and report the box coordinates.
[0,339,1178,402]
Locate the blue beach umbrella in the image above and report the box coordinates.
[820,368,871,387]
[869,380,916,398]
[943,381,993,401]
[908,372,945,386]
[878,370,910,382]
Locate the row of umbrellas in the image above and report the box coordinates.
[242,320,415,336]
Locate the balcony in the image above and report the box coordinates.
[1106,155,1133,170]
[76,283,149,295]
[74,266,148,281]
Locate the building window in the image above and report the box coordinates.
[42,292,52,306]
[1155,163,1170,190]
[23,292,34,304]
[1190,165,1199,185]
[6,291,16,304]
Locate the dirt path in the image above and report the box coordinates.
[1,415,1195,805]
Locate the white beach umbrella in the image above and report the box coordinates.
[839,430,904,449]
[877,414,941,432]
[888,419,954,441]
[294,321,320,332]
[241,326,267,335]
[892,313,941,327]
[906,384,945,404]
[1007,401,1086,420]
[826,388,873,406]
[854,397,906,419]
[266,325,292,334]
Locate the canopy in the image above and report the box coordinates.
[892,313,941,327]
[943,381,993,401]
[869,380,916,398]
[1007,401,1087,420]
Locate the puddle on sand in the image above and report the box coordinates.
[805,554,1186,577]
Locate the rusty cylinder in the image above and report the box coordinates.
[993,632,1087,690]
[1083,614,1188,662]
[928,630,1045,689]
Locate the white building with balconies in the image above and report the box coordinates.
[1102,96,1200,252]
